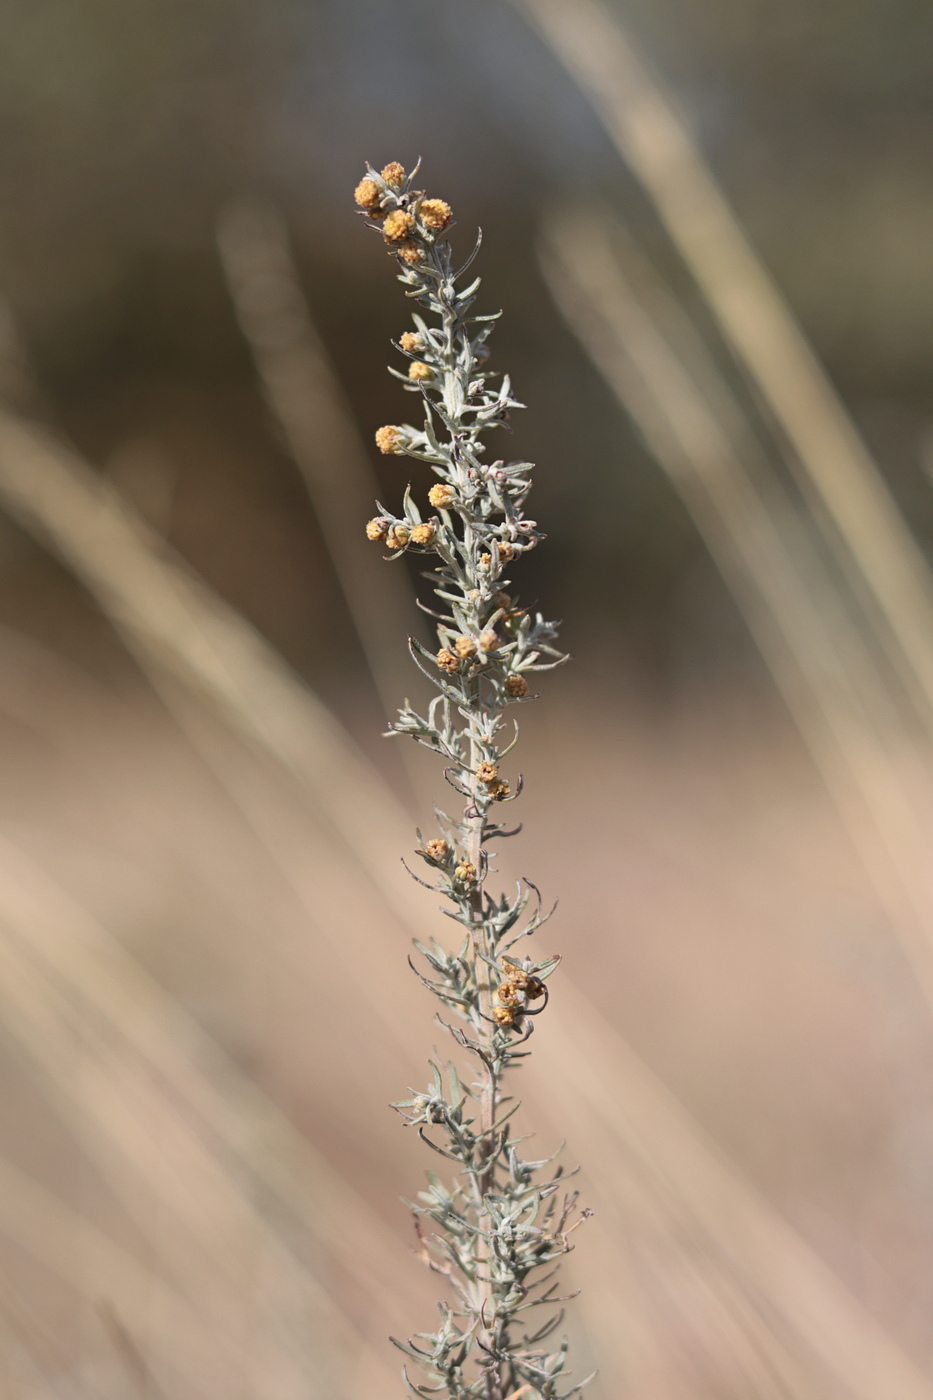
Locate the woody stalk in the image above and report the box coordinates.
[354,160,591,1400]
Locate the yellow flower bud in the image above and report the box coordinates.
[354,178,382,210]
[383,209,415,243]
[428,483,456,508]
[420,198,453,230]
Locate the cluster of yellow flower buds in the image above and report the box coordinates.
[354,163,454,272]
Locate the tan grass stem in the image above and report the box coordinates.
[539,210,933,1017]
[0,408,926,1394]
[217,200,416,722]
[511,0,933,731]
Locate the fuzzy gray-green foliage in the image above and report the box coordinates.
[356,161,591,1400]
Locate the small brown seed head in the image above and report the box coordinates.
[455,860,477,884]
[505,674,529,698]
[454,635,476,659]
[397,240,423,265]
[420,198,453,230]
[425,838,449,862]
[410,521,437,547]
[497,982,522,1009]
[500,959,529,989]
[386,524,409,550]
[375,425,404,454]
[489,779,510,801]
[408,360,433,382]
[381,161,406,187]
[365,516,389,541]
[400,331,423,352]
[476,761,498,784]
[436,648,460,673]
[493,1005,515,1027]
[526,976,546,1000]
[354,177,382,210]
[497,542,516,562]
[428,483,456,508]
[383,209,415,243]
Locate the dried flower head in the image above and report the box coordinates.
[428,483,456,509]
[425,838,449,862]
[496,982,522,1009]
[476,761,498,784]
[397,240,423,266]
[498,541,516,562]
[454,635,476,659]
[493,1005,516,1027]
[365,516,389,542]
[505,674,529,698]
[381,161,406,187]
[454,860,477,884]
[375,425,403,454]
[408,360,433,382]
[436,648,459,673]
[400,331,423,352]
[478,629,498,653]
[410,521,437,547]
[489,779,510,801]
[354,177,382,210]
[386,524,410,550]
[500,958,529,988]
[420,198,453,230]
[383,209,415,243]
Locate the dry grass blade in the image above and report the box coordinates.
[538,209,933,1016]
[0,826,410,1397]
[217,199,416,721]
[0,407,926,1395]
[0,407,407,864]
[0,1153,219,1400]
[529,994,933,1400]
[510,0,933,730]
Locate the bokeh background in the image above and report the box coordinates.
[1,1,933,1395]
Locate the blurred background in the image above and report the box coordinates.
[1,0,933,1395]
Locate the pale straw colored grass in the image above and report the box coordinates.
[538,209,933,1020]
[510,0,933,734]
[217,200,416,724]
[0,405,928,1396]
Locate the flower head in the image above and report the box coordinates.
[429,483,456,509]
[375,425,404,455]
[408,361,433,383]
[420,198,453,230]
[381,161,406,187]
[384,209,415,244]
[354,178,382,210]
